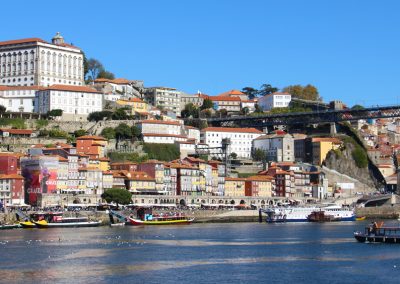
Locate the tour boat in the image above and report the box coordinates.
[128,215,194,225]
[262,205,355,223]
[128,207,194,225]
[34,216,102,228]
[354,222,400,243]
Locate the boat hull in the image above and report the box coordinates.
[34,220,102,228]
[128,217,194,226]
[354,232,400,243]
[0,224,20,230]
[19,221,36,228]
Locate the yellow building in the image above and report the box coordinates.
[224,177,246,197]
[116,97,148,114]
[126,171,156,194]
[312,138,342,165]
[245,175,273,197]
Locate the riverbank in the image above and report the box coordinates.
[2,206,399,226]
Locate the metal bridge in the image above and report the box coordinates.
[206,105,400,128]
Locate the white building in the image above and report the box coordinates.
[143,133,188,144]
[0,33,84,87]
[36,84,103,121]
[93,78,143,99]
[137,120,183,136]
[144,87,182,116]
[258,92,291,111]
[0,85,42,112]
[200,127,263,158]
[253,132,295,162]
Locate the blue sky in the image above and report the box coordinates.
[3,0,400,106]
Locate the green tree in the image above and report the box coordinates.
[351,104,365,110]
[201,98,214,110]
[181,103,199,118]
[86,58,104,82]
[82,52,89,81]
[101,188,132,205]
[241,107,250,115]
[254,104,263,114]
[101,127,116,140]
[47,109,63,118]
[97,69,115,80]
[115,123,133,140]
[241,87,258,99]
[229,152,238,160]
[88,111,113,122]
[282,84,321,101]
[0,105,6,114]
[74,129,87,137]
[352,147,368,168]
[131,125,142,140]
[257,84,278,97]
[252,148,266,161]
[112,108,129,120]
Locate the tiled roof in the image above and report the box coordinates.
[225,177,246,181]
[0,128,33,135]
[201,127,263,134]
[76,135,107,141]
[0,85,44,91]
[246,175,274,181]
[0,38,47,46]
[311,137,341,144]
[218,90,245,96]
[209,96,241,102]
[44,84,101,93]
[94,78,132,85]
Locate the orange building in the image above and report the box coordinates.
[76,135,108,159]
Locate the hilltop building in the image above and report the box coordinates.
[0,33,84,87]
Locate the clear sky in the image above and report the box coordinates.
[2,0,400,106]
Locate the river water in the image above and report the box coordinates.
[1,221,400,283]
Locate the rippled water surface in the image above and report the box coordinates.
[1,221,400,283]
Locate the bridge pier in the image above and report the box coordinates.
[330,122,337,135]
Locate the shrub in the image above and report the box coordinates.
[143,143,180,161]
[352,147,368,168]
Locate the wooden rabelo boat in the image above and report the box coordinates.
[354,222,400,243]
[128,207,194,226]
[307,210,340,222]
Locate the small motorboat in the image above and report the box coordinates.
[354,222,400,243]
[19,221,36,228]
[356,216,366,221]
[0,224,21,230]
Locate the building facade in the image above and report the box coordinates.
[37,85,103,120]
[0,85,43,112]
[258,92,291,111]
[0,33,84,87]
[144,87,182,116]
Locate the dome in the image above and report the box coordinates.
[52,32,64,44]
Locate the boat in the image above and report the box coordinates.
[0,224,21,230]
[307,210,341,222]
[33,215,102,228]
[19,221,36,228]
[128,207,194,226]
[356,216,366,221]
[354,222,400,243]
[262,204,356,223]
[108,210,128,227]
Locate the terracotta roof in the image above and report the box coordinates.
[126,171,155,181]
[56,42,80,50]
[139,120,181,126]
[76,135,107,141]
[201,127,263,134]
[0,128,33,135]
[184,125,199,130]
[95,78,133,85]
[0,38,47,46]
[44,84,101,93]
[0,174,24,180]
[247,175,274,181]
[218,90,245,97]
[209,96,241,102]
[0,85,44,91]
